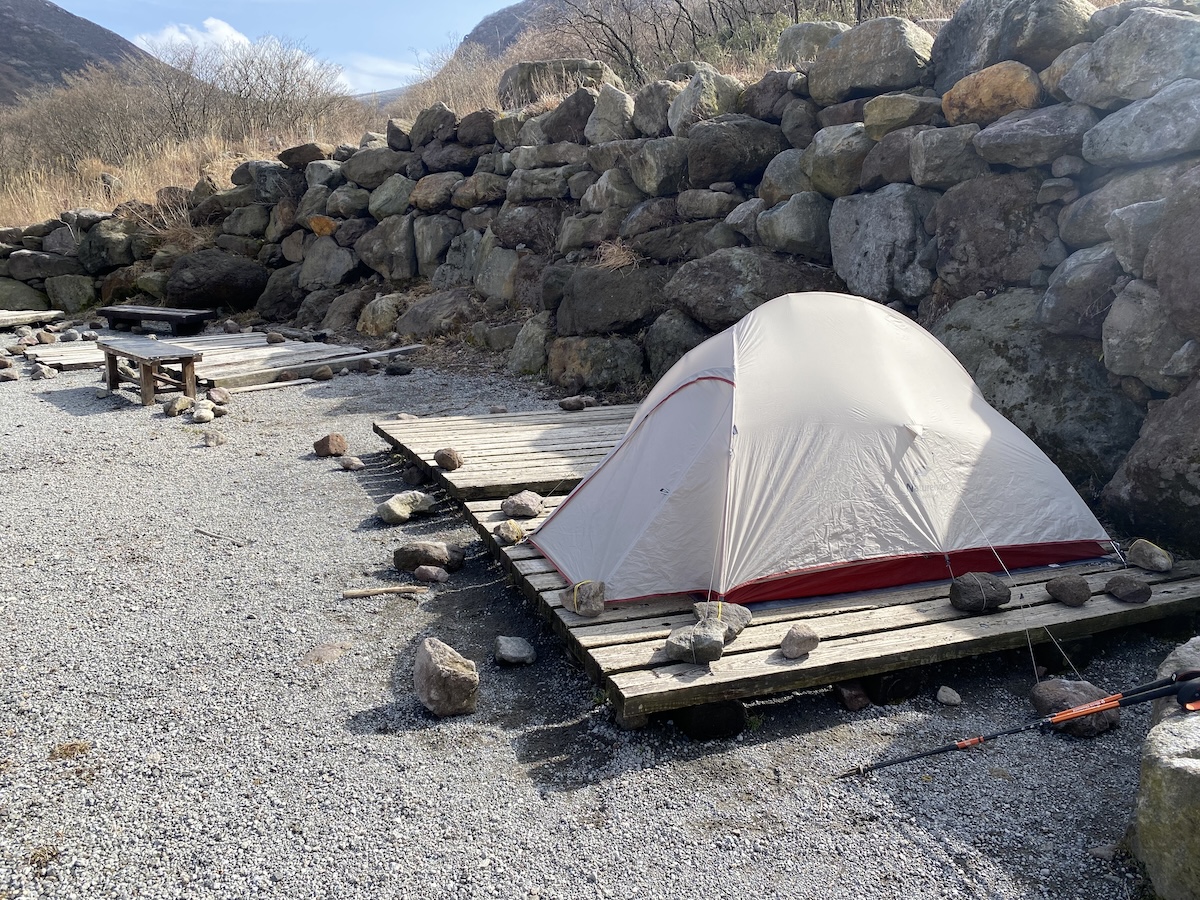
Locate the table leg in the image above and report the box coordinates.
[181,359,197,399]
[103,352,119,391]
[139,362,157,406]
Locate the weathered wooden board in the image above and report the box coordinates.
[377,408,1200,725]
[0,310,64,328]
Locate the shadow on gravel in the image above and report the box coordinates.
[38,383,142,417]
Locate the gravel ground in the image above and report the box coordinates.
[0,333,1186,900]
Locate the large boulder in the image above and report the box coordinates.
[340,148,415,190]
[77,218,134,274]
[972,102,1099,167]
[413,215,463,278]
[585,83,637,143]
[409,102,458,147]
[254,264,305,321]
[410,172,467,212]
[166,249,269,311]
[1060,8,1200,107]
[1133,638,1200,900]
[1103,378,1200,554]
[644,308,712,381]
[1144,165,1200,339]
[686,115,788,187]
[321,289,372,332]
[664,247,845,331]
[1106,198,1167,278]
[781,98,820,150]
[491,202,565,254]
[932,171,1054,298]
[557,265,672,335]
[667,69,743,137]
[507,311,552,375]
[860,124,935,189]
[933,288,1143,490]
[806,123,874,198]
[777,21,851,66]
[1037,242,1123,338]
[0,278,49,310]
[633,80,685,138]
[807,17,934,106]
[473,235,519,304]
[931,0,1098,94]
[862,93,943,141]
[1082,78,1200,167]
[581,169,647,213]
[830,184,939,302]
[357,292,407,337]
[1058,156,1197,248]
[758,150,814,206]
[546,335,645,389]
[6,250,83,280]
[394,288,477,338]
[44,274,95,313]
[369,174,418,220]
[498,59,623,107]
[298,236,360,291]
[355,214,416,282]
[941,61,1044,126]
[542,87,598,144]
[628,137,690,196]
[1101,280,1192,393]
[756,192,834,262]
[910,125,992,189]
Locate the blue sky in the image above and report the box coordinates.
[53,0,517,94]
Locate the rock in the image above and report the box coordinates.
[1038,243,1123,339]
[434,448,463,471]
[411,565,448,583]
[7,249,83,280]
[930,0,1097,94]
[690,618,727,663]
[394,289,476,339]
[202,430,226,447]
[163,396,194,417]
[492,519,525,545]
[693,601,753,643]
[1060,8,1200,108]
[340,147,414,190]
[934,288,1144,489]
[333,455,365,472]
[409,172,466,212]
[313,433,348,457]
[557,265,671,336]
[166,249,269,312]
[911,125,993,189]
[757,150,813,207]
[1106,199,1166,279]
[948,571,1012,612]
[1101,280,1191,393]
[394,541,466,572]
[781,98,820,150]
[0,369,17,382]
[498,59,622,107]
[507,312,553,376]
[973,102,1099,168]
[569,580,605,617]
[665,625,699,662]
[808,17,934,106]
[1143,165,1200,340]
[756,192,834,262]
[780,623,821,659]
[1059,156,1197,250]
[1030,678,1119,737]
[1047,574,1092,606]
[547,336,644,390]
[77,218,134,273]
[862,93,943,141]
[1106,573,1153,603]
[830,184,939,303]
[30,363,57,380]
[581,169,647,213]
[1127,539,1174,573]
[777,21,851,66]
[0,278,49,311]
[936,685,963,706]
[312,366,334,381]
[860,125,935,190]
[686,115,788,188]
[191,408,214,424]
[355,214,417,282]
[495,635,537,666]
[1083,79,1200,167]
[664,247,845,331]
[501,490,544,518]
[644,308,711,381]
[413,637,478,717]
[377,491,436,524]
[806,123,874,199]
[832,680,873,711]
[585,83,637,143]
[942,61,1044,126]
[676,189,742,220]
[668,69,743,136]
[626,137,689,197]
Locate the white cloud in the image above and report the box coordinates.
[337,52,422,95]
[134,17,253,52]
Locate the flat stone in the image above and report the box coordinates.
[495,635,537,665]
[376,490,435,524]
[413,565,449,583]
[1106,573,1152,603]
[394,541,465,572]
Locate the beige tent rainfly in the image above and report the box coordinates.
[529,292,1115,604]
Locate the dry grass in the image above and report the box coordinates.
[48,740,91,760]
[594,239,642,269]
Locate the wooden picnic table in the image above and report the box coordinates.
[98,305,218,337]
[97,335,203,406]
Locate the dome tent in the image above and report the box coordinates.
[529,292,1114,605]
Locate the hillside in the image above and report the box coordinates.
[0,0,153,105]
[461,0,565,56]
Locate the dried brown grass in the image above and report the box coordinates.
[594,239,642,269]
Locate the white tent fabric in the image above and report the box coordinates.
[529,292,1112,605]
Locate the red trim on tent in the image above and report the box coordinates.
[717,540,1114,605]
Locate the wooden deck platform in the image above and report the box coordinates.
[20,333,417,388]
[375,408,1200,725]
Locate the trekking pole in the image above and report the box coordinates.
[837,669,1200,779]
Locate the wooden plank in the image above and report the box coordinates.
[0,310,64,328]
[208,346,422,388]
[608,577,1200,717]
[97,336,203,364]
[227,378,317,394]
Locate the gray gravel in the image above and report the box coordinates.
[0,339,1180,899]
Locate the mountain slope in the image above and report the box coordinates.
[0,0,154,105]
[461,0,566,56]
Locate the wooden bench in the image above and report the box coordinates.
[98,305,218,337]
[98,336,203,406]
